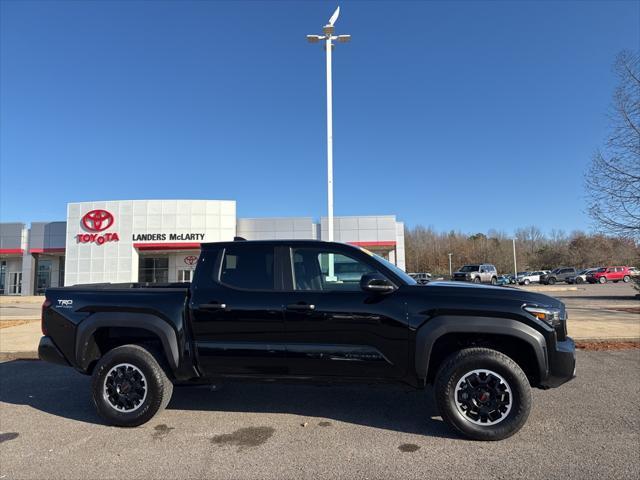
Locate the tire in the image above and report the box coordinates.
[599,276,607,284]
[575,277,583,284]
[491,277,497,286]
[623,275,630,283]
[473,277,481,284]
[524,279,530,285]
[92,344,173,427]
[434,348,531,441]
[548,277,556,285]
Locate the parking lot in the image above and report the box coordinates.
[1,348,639,479]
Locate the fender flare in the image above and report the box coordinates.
[75,312,180,372]
[415,315,548,381]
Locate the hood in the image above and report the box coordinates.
[409,281,563,309]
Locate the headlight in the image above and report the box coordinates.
[524,305,564,327]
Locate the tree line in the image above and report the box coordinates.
[404,225,640,276]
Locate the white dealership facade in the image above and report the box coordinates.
[0,199,405,295]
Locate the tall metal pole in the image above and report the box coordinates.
[448,253,453,278]
[512,238,517,278]
[326,35,334,244]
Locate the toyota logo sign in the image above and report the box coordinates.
[184,255,198,266]
[82,210,114,232]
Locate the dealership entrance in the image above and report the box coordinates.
[137,250,200,284]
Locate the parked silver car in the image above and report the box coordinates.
[452,264,498,285]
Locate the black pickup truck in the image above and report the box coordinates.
[39,239,576,441]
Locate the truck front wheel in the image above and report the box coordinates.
[434,348,531,441]
[91,344,173,427]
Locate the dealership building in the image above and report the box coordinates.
[0,199,406,295]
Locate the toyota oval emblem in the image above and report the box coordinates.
[184,255,198,266]
[82,210,114,232]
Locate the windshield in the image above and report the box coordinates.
[551,268,561,274]
[517,271,529,276]
[371,254,417,285]
[459,265,479,272]
[596,267,606,272]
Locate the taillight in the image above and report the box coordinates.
[41,299,51,336]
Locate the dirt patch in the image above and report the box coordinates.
[398,443,420,452]
[318,421,332,427]
[576,340,639,351]
[0,319,38,329]
[608,307,640,314]
[0,432,19,444]
[210,427,275,451]
[152,424,174,440]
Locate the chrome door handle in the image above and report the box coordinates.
[199,303,227,310]
[286,304,315,311]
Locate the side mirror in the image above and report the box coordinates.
[360,273,395,294]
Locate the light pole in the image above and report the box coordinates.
[512,238,518,278]
[448,253,453,278]
[307,7,351,248]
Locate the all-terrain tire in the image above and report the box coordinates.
[92,344,173,427]
[434,348,532,441]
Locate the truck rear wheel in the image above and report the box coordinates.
[434,348,531,441]
[91,344,173,427]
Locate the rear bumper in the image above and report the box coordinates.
[541,337,576,388]
[38,336,69,367]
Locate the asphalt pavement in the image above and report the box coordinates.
[1,349,639,479]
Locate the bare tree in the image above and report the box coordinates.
[586,51,640,239]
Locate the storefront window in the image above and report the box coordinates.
[58,256,65,287]
[138,257,169,283]
[36,260,52,295]
[0,261,6,295]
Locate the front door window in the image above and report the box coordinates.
[292,248,378,291]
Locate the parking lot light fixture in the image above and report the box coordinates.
[306,6,350,248]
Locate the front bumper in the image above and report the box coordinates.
[38,336,69,366]
[540,336,576,388]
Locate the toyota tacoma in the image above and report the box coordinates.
[39,240,576,441]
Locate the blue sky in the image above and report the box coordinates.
[1,0,638,235]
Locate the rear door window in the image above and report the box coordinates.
[219,245,275,290]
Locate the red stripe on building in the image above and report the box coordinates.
[30,248,66,254]
[133,242,201,251]
[0,248,24,255]
[349,241,396,247]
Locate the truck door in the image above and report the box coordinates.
[282,246,408,379]
[189,244,290,376]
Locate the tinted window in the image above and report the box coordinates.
[219,245,275,290]
[292,248,378,291]
[460,265,480,272]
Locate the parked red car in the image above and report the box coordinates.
[586,266,632,284]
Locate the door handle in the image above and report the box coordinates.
[286,303,315,311]
[199,303,227,310]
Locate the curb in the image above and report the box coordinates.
[0,351,39,361]
[574,337,640,343]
